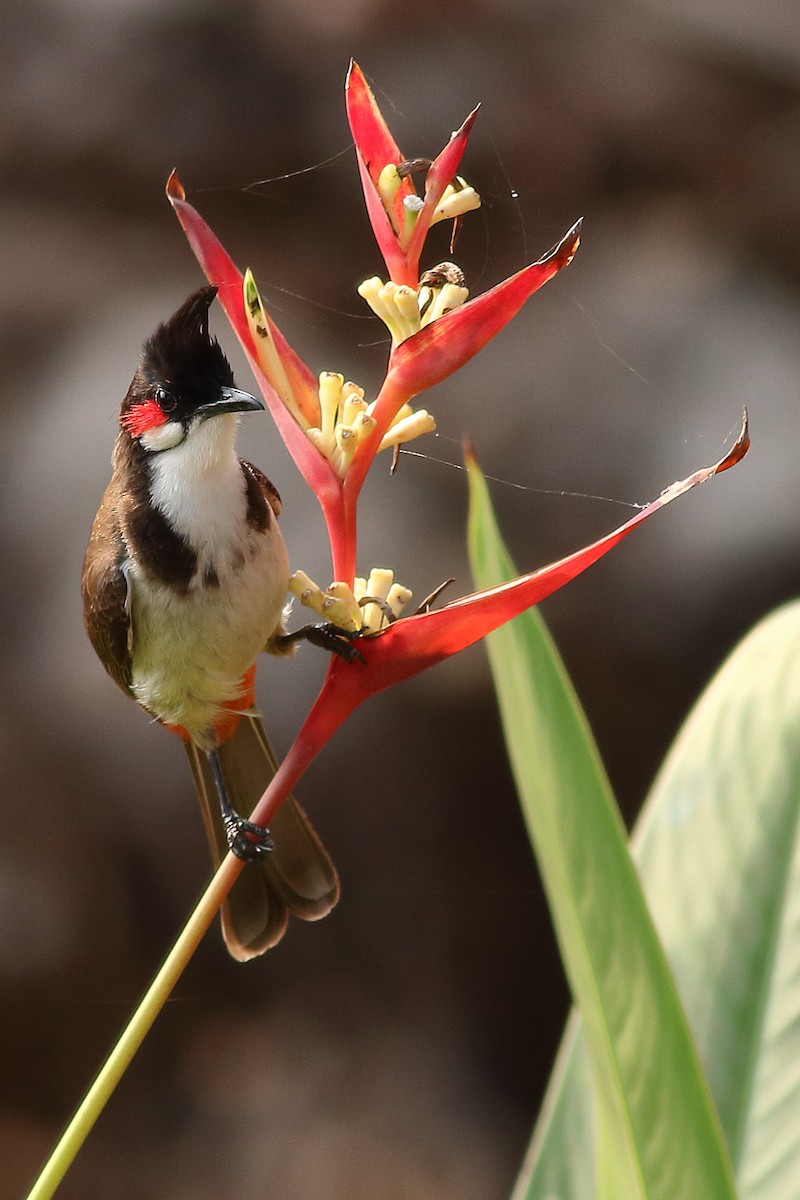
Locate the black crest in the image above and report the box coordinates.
[134,286,235,414]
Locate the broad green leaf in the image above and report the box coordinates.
[520,597,800,1198]
[466,459,737,1200]
[638,602,800,1198]
[513,1014,596,1200]
[521,600,800,1199]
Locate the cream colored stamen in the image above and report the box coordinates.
[288,572,363,633]
[318,372,344,457]
[355,568,412,634]
[378,410,436,452]
[430,178,481,225]
[289,569,412,635]
[243,270,309,428]
[419,282,470,327]
[377,164,403,234]
[304,371,384,477]
[359,264,469,347]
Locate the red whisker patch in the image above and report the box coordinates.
[121,399,169,437]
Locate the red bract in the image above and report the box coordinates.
[243,415,750,834]
[166,171,350,563]
[166,173,324,486]
[345,60,479,286]
[383,221,582,407]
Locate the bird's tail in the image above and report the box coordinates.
[183,715,339,960]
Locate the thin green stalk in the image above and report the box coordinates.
[25,853,243,1200]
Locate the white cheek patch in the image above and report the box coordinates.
[140,421,185,452]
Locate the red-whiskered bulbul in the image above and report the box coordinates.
[81,286,339,960]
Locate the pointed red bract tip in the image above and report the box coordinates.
[454,105,481,140]
[166,169,186,202]
[714,409,750,474]
[545,218,582,267]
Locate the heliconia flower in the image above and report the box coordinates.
[345,60,481,286]
[351,220,582,493]
[167,167,580,582]
[165,65,746,843]
[242,416,750,835]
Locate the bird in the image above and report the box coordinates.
[81,285,339,960]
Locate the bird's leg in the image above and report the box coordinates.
[206,748,274,862]
[275,623,366,663]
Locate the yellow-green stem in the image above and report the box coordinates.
[24,853,243,1200]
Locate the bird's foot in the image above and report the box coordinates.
[221,810,274,862]
[207,747,274,862]
[276,622,366,664]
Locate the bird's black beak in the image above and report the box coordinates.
[195,387,265,419]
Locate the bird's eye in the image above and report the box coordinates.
[155,387,177,412]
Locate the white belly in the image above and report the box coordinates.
[126,420,290,746]
[129,528,288,746]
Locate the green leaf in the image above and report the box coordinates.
[530,600,800,1199]
[513,1014,596,1200]
[637,601,800,1198]
[466,457,737,1200]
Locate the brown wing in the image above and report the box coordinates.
[239,459,293,652]
[241,459,282,517]
[81,479,133,694]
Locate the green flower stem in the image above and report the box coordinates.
[25,853,244,1200]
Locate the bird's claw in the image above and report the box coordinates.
[277,622,366,664]
[222,811,275,862]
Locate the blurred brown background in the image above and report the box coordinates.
[1,1,799,1197]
